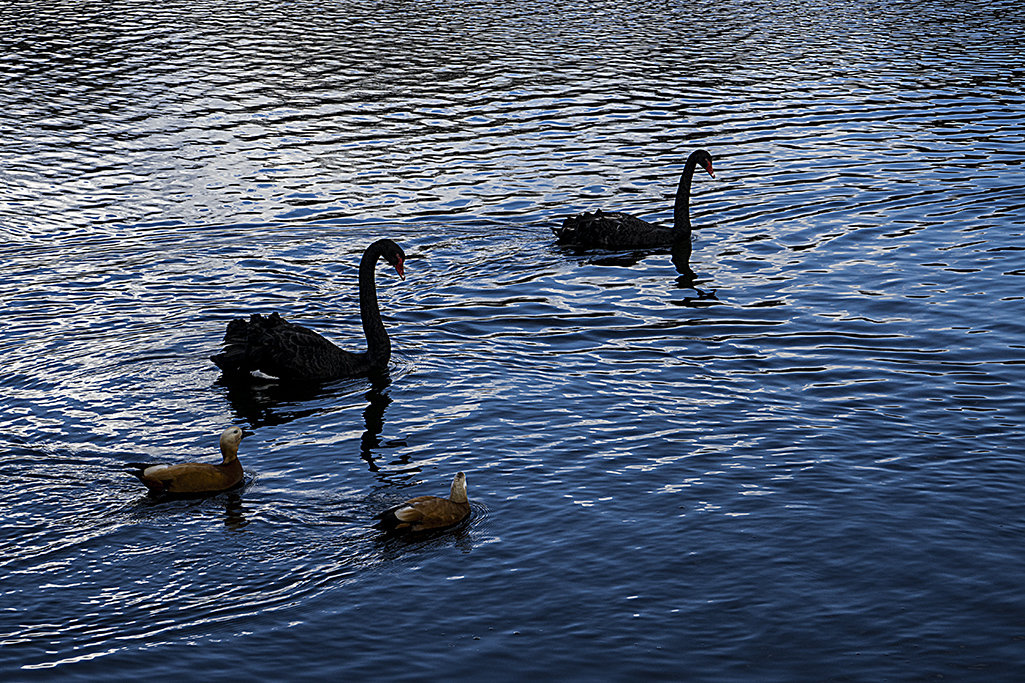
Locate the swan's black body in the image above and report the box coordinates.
[553,149,714,249]
[211,239,405,383]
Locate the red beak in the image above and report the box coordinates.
[704,161,716,179]
[394,258,405,281]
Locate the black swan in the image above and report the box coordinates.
[553,149,715,248]
[211,238,406,383]
[374,472,470,533]
[126,426,246,496]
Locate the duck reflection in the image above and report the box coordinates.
[130,486,251,531]
[221,490,250,531]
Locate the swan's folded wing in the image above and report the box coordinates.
[249,320,361,381]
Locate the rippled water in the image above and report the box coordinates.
[3,0,1025,679]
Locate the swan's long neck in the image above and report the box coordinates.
[359,242,390,369]
[672,154,703,240]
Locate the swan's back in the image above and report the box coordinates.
[212,313,368,383]
[554,149,713,249]
[553,209,675,248]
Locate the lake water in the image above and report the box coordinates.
[2,0,1025,679]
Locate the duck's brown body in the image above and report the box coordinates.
[375,472,470,533]
[127,426,246,496]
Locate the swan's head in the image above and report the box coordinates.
[693,149,715,179]
[384,241,406,281]
[449,471,468,504]
[219,425,246,459]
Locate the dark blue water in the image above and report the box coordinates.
[2,0,1025,679]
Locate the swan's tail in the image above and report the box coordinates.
[210,313,286,379]
[552,210,602,243]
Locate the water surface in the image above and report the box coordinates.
[2,0,1025,679]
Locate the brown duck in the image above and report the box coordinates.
[126,426,246,496]
[375,472,470,533]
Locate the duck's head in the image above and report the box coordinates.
[219,425,246,460]
[449,471,468,504]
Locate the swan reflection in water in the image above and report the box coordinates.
[217,377,327,429]
[359,376,409,473]
[217,371,408,472]
[556,239,720,305]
